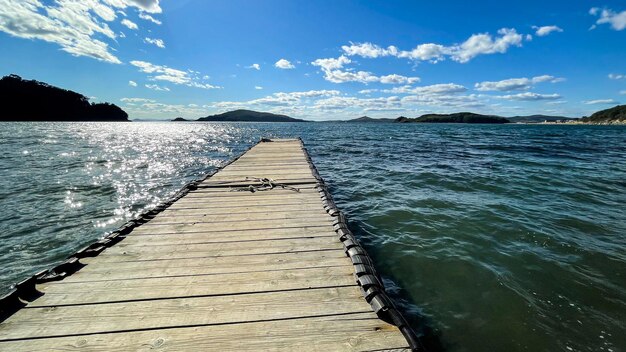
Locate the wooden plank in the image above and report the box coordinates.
[156,207,328,218]
[94,236,342,261]
[166,201,324,211]
[142,212,330,226]
[30,266,357,307]
[124,226,337,245]
[0,313,408,352]
[0,286,369,340]
[129,219,333,235]
[65,249,349,282]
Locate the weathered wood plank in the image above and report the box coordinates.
[95,236,342,261]
[31,266,357,307]
[0,286,368,340]
[67,249,349,282]
[0,313,409,352]
[129,219,333,235]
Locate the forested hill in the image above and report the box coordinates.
[0,75,128,121]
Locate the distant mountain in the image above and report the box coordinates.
[197,109,306,122]
[396,112,510,124]
[172,117,189,122]
[581,105,626,124]
[346,116,395,123]
[507,115,576,123]
[0,74,128,121]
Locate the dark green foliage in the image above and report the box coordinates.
[581,105,626,123]
[197,109,305,122]
[0,75,128,121]
[396,112,510,124]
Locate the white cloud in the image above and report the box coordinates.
[451,28,523,63]
[584,99,618,105]
[0,0,165,64]
[246,63,261,70]
[211,90,341,111]
[397,43,448,62]
[131,60,221,89]
[385,83,468,95]
[145,84,169,91]
[121,97,156,103]
[314,96,402,111]
[0,0,122,63]
[496,92,562,101]
[340,28,525,64]
[590,7,626,31]
[121,18,138,29]
[608,73,625,80]
[138,12,161,25]
[311,56,419,84]
[104,0,162,13]
[341,42,398,58]
[144,37,165,48]
[311,56,351,71]
[379,74,420,84]
[128,80,137,86]
[275,59,295,69]
[533,25,563,36]
[475,75,564,91]
[620,90,626,95]
[255,86,263,90]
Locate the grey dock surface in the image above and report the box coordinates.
[0,139,415,351]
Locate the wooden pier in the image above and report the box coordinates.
[0,139,418,351]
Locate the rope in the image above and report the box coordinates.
[230,177,301,193]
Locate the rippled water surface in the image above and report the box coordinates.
[1,122,625,352]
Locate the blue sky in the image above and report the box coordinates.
[0,0,625,120]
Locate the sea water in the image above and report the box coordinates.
[0,121,624,351]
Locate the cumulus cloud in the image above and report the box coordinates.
[255,86,263,90]
[128,80,137,86]
[145,83,170,91]
[144,37,165,48]
[311,56,419,84]
[131,60,221,89]
[121,97,156,103]
[590,7,626,30]
[314,96,402,111]
[608,73,625,80]
[121,18,138,30]
[139,12,161,25]
[0,0,124,63]
[475,75,564,91]
[584,99,618,105]
[340,28,525,64]
[385,83,468,95]
[275,59,295,69]
[533,25,563,36]
[451,28,523,63]
[246,63,261,70]
[211,90,341,112]
[496,92,562,101]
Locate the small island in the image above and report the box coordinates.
[172,117,189,122]
[0,75,128,122]
[197,109,306,122]
[396,112,510,124]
